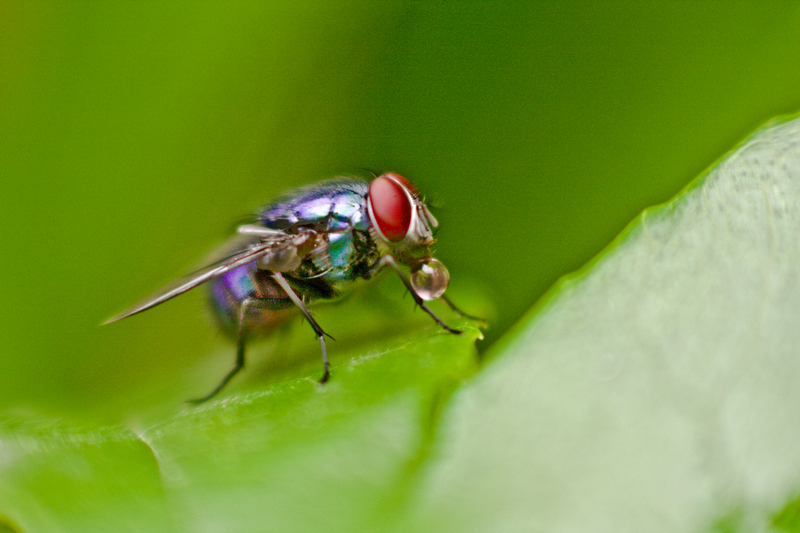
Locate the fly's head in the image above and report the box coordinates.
[367,172,450,300]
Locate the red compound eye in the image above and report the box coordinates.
[382,172,419,197]
[368,174,413,242]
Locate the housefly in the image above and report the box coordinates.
[106,173,469,403]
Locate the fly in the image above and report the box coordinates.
[105,173,470,403]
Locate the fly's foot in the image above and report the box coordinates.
[443,324,464,335]
[441,295,487,326]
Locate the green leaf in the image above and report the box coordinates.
[9,111,800,531]
[0,317,482,533]
[396,115,800,532]
[10,113,800,531]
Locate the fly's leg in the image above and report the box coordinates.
[188,298,253,404]
[440,295,486,324]
[272,272,332,383]
[382,256,463,335]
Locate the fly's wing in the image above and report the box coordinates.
[104,231,296,324]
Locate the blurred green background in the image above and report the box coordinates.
[2,1,800,421]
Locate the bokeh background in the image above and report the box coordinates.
[2,2,800,421]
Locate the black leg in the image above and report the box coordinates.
[440,294,486,324]
[383,256,463,335]
[188,298,251,404]
[272,272,331,383]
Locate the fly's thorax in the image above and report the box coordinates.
[257,178,371,233]
[295,227,382,291]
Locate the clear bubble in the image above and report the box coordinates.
[411,258,450,301]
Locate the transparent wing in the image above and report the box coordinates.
[104,231,296,324]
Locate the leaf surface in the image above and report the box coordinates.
[0,320,481,533]
[399,116,800,532]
